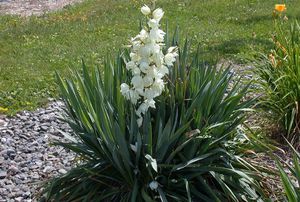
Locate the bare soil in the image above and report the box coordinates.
[0,0,82,16]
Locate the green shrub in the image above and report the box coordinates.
[254,20,300,145]
[41,5,265,201]
[276,140,300,201]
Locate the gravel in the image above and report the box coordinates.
[0,0,83,16]
[0,101,75,202]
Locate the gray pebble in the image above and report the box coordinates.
[0,171,7,179]
[58,168,67,174]
[8,165,19,175]
[15,196,23,202]
[40,125,48,131]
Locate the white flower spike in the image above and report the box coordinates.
[120,4,178,127]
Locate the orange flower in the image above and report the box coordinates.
[276,41,287,55]
[269,53,276,67]
[275,4,286,12]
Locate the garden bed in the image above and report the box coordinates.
[1,0,300,201]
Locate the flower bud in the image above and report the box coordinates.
[164,53,176,66]
[153,8,164,21]
[120,83,130,98]
[141,5,151,15]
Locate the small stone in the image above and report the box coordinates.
[33,125,40,131]
[27,147,36,153]
[0,138,6,143]
[0,188,6,195]
[10,129,18,135]
[20,148,30,153]
[58,169,67,174]
[0,119,8,128]
[40,114,49,121]
[35,161,43,167]
[19,116,27,121]
[7,149,16,159]
[5,137,14,146]
[5,180,13,185]
[48,128,55,133]
[8,192,15,198]
[18,174,27,180]
[23,191,31,197]
[20,167,29,173]
[15,196,23,202]
[6,149,15,155]
[40,125,48,131]
[19,134,29,140]
[0,171,7,179]
[30,141,38,147]
[43,166,54,173]
[0,157,4,165]
[8,165,19,175]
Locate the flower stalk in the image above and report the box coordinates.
[120,4,178,127]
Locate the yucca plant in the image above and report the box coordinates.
[276,139,300,202]
[254,20,300,146]
[41,4,266,202]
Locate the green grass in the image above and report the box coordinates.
[0,0,300,114]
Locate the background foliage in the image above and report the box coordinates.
[254,19,300,145]
[1,0,300,114]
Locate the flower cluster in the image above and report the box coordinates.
[120,5,178,127]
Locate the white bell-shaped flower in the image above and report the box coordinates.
[141,5,151,16]
[153,8,164,21]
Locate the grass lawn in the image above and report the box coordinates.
[0,0,300,114]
